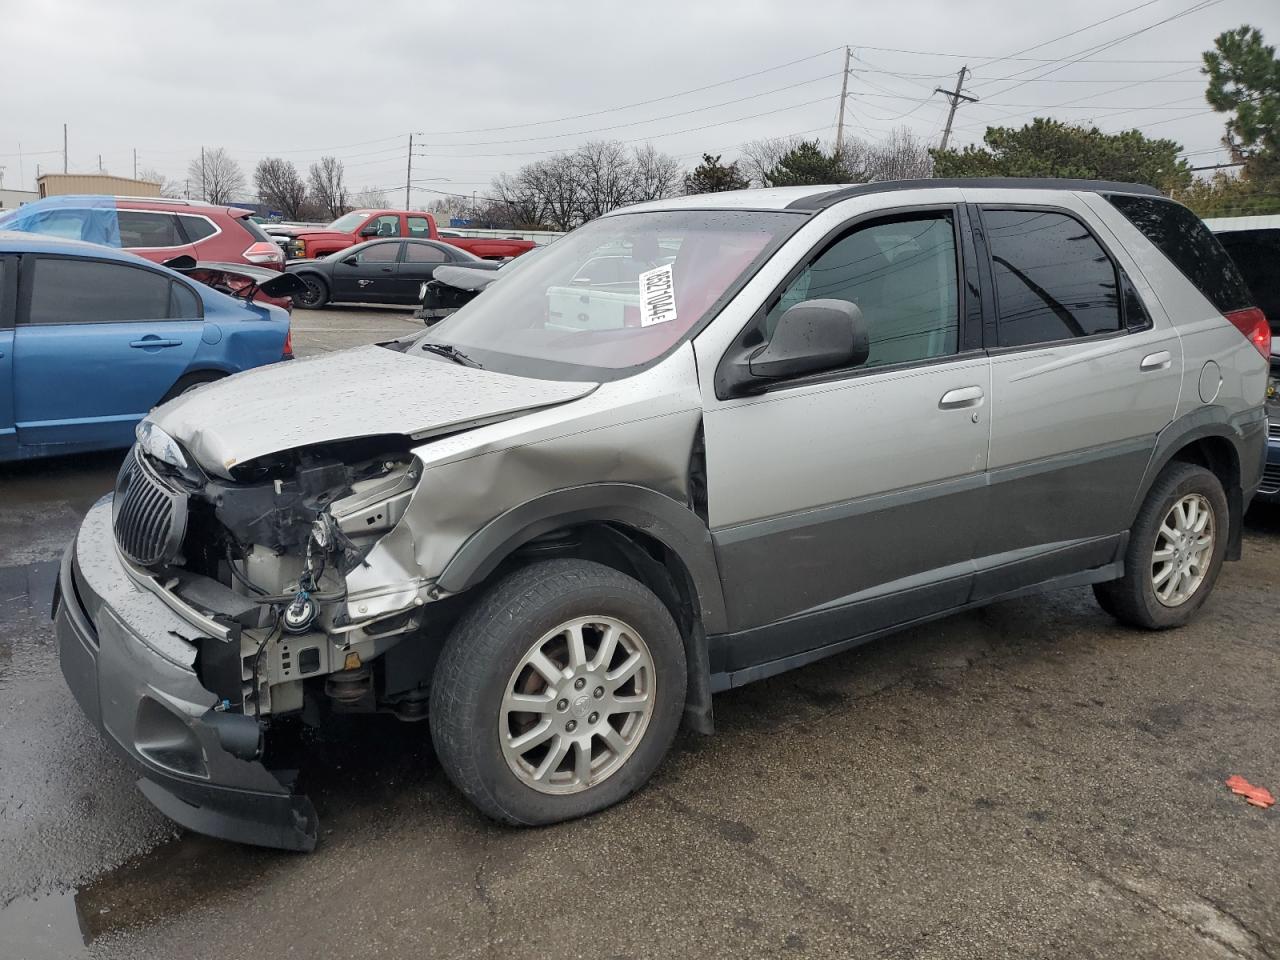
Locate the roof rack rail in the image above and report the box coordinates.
[787,177,1164,211]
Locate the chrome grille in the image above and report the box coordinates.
[112,446,188,568]
[1260,464,1280,496]
[1268,420,1280,442]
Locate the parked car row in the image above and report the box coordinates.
[48,178,1271,853]
[285,237,486,308]
[265,209,536,262]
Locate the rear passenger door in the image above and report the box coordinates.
[973,202,1182,597]
[12,256,204,451]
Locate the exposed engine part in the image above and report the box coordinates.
[325,665,374,706]
[282,592,319,634]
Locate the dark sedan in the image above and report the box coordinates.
[287,238,481,309]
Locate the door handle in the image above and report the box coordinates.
[130,338,182,349]
[1140,351,1171,371]
[939,386,985,409]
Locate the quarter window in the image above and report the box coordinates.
[178,215,218,242]
[28,258,183,325]
[766,213,959,369]
[404,242,448,264]
[984,209,1121,347]
[116,211,183,248]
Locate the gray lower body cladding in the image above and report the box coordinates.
[53,498,316,851]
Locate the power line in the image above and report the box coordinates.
[969,0,1164,75]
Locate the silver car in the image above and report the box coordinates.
[55,179,1270,850]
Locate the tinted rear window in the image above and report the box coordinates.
[1106,194,1252,314]
[1215,228,1280,332]
[29,258,173,324]
[235,216,273,242]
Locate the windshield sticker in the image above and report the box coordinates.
[638,263,678,327]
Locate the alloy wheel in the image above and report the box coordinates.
[1151,493,1215,607]
[499,616,655,795]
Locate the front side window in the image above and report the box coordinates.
[765,213,959,369]
[419,209,801,379]
[117,211,183,248]
[984,209,1121,348]
[28,258,177,324]
[354,242,401,264]
[369,214,400,238]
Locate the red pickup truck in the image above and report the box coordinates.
[274,210,535,261]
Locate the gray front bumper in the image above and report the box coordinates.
[54,496,317,851]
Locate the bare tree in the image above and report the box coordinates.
[574,141,641,221]
[350,185,390,209]
[739,136,808,187]
[186,147,245,204]
[137,166,183,199]
[308,156,348,219]
[630,144,683,202]
[529,155,582,231]
[492,170,552,228]
[253,157,309,219]
[864,127,933,181]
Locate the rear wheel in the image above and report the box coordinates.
[158,370,224,404]
[430,559,686,825]
[294,274,328,309]
[1094,462,1228,629]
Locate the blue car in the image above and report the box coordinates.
[0,231,293,462]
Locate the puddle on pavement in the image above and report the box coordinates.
[0,712,440,958]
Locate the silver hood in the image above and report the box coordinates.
[149,344,597,478]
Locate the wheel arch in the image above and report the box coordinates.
[434,484,727,734]
[1134,415,1250,560]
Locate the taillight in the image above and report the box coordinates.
[1226,307,1271,359]
[243,241,284,266]
[282,328,293,360]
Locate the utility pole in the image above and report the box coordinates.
[935,66,978,153]
[405,133,414,209]
[63,123,68,173]
[133,148,137,180]
[200,146,206,202]
[97,154,103,173]
[835,46,852,156]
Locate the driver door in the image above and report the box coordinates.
[698,208,991,672]
[332,241,403,302]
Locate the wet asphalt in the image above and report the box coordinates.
[1,305,1278,959]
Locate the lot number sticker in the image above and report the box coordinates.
[638,263,678,327]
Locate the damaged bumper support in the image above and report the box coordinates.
[53,497,318,851]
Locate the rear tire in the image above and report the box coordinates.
[430,559,686,826]
[158,370,224,404]
[1094,462,1228,629]
[294,273,328,309]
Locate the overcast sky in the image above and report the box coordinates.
[1,0,1276,202]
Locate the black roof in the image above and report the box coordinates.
[787,177,1164,211]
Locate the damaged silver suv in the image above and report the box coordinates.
[55,179,1271,850]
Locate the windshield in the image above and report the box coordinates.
[418,209,800,379]
[328,211,371,232]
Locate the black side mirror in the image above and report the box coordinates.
[749,299,868,380]
[359,225,378,237]
[342,255,360,266]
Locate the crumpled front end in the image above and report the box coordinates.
[54,497,319,851]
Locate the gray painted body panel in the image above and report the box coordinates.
[151,345,598,477]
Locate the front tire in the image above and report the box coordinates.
[294,273,328,309]
[1094,462,1229,629]
[430,559,686,826]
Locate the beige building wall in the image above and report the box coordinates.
[37,174,162,198]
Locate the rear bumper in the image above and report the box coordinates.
[1257,431,1280,502]
[54,496,317,851]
